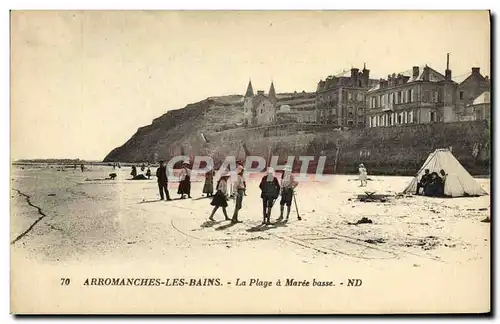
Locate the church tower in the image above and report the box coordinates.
[268,81,277,106]
[245,80,254,98]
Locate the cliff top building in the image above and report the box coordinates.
[316,64,379,127]
[365,54,457,127]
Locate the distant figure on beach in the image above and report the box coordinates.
[177,161,192,199]
[231,167,246,223]
[146,167,152,180]
[416,169,430,195]
[203,169,215,197]
[208,172,230,221]
[156,160,171,201]
[259,167,281,225]
[358,163,368,187]
[113,163,116,170]
[438,169,447,196]
[141,164,146,172]
[80,164,85,172]
[130,166,137,178]
[277,166,299,222]
[74,164,77,170]
[109,173,117,180]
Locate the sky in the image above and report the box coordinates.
[10,10,490,160]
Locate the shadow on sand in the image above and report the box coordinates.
[200,219,226,228]
[193,196,212,201]
[246,221,288,232]
[138,199,163,204]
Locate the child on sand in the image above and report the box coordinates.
[277,166,299,222]
[259,167,281,225]
[231,168,246,224]
[208,173,230,221]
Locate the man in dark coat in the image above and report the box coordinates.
[259,168,281,225]
[156,160,171,201]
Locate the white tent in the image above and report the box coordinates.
[403,148,487,197]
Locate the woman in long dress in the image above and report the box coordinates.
[358,163,368,187]
[202,170,215,197]
[208,173,230,221]
[177,161,192,199]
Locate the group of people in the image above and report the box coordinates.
[208,166,299,225]
[155,160,192,201]
[130,164,153,180]
[416,169,448,197]
[151,159,300,225]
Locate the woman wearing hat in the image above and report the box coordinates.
[358,163,368,187]
[177,161,192,199]
[202,169,215,197]
[208,172,231,221]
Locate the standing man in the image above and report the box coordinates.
[156,160,171,201]
[277,166,299,222]
[259,167,281,225]
[231,167,246,224]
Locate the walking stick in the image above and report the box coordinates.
[293,191,301,220]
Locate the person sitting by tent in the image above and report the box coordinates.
[208,172,231,221]
[438,169,448,196]
[358,163,368,187]
[416,169,430,195]
[146,167,152,180]
[177,161,192,199]
[259,167,281,225]
[109,173,117,180]
[424,172,442,197]
[130,165,137,178]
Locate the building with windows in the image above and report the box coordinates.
[365,56,457,128]
[315,65,379,127]
[456,67,491,121]
[469,91,490,121]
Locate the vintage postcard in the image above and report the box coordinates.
[10,10,491,314]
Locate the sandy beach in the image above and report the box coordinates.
[10,165,491,314]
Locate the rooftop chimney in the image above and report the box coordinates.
[445,53,452,81]
[422,65,430,81]
[351,68,359,86]
[412,66,420,78]
[257,90,264,95]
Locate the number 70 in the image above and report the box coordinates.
[60,278,70,286]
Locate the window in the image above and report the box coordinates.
[459,91,464,100]
[430,111,436,122]
[408,89,413,103]
[409,111,414,123]
[432,91,438,103]
[348,121,354,126]
[348,92,352,100]
[357,93,363,101]
[398,91,402,104]
[388,93,393,105]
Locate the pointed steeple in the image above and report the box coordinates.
[245,79,254,98]
[269,81,276,99]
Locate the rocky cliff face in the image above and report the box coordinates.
[103,95,245,162]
